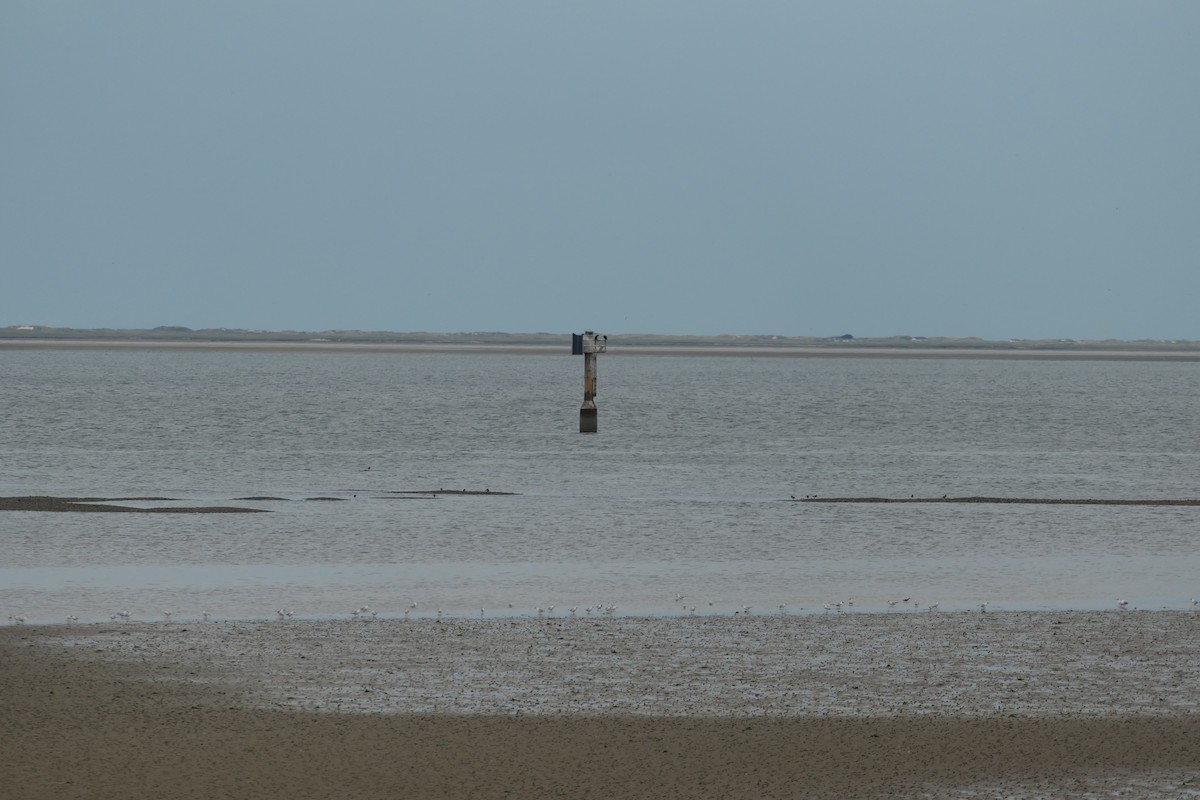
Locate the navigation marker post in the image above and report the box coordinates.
[571,331,606,432]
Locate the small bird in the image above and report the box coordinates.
[979,602,989,613]
[1117,598,1129,610]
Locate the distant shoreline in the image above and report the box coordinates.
[4,337,1200,361]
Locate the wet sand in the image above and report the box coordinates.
[4,611,1199,798]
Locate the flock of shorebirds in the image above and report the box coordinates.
[8,597,1200,625]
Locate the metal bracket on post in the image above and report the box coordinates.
[573,330,606,432]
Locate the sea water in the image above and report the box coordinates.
[1,346,1197,623]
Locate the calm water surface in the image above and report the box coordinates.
[2,348,1198,623]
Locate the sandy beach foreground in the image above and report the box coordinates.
[4,611,1199,798]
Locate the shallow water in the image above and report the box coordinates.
[2,347,1198,622]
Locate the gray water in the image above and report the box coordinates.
[2,347,1198,623]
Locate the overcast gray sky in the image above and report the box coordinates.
[3,2,1197,339]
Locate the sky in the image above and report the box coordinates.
[2,2,1198,340]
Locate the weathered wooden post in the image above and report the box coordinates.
[571,330,606,432]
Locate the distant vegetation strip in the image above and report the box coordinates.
[2,325,1197,352]
[798,496,1200,505]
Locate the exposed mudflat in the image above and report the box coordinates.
[0,495,268,513]
[798,496,1200,505]
[4,610,1199,798]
